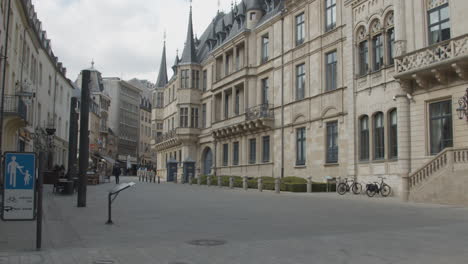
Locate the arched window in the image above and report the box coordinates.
[359,115,369,161]
[385,12,395,65]
[357,26,368,76]
[370,19,383,71]
[388,109,398,159]
[374,112,385,160]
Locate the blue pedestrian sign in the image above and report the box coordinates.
[2,152,36,221]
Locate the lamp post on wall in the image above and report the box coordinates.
[457,88,468,121]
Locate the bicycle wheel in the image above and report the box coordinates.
[381,184,392,197]
[337,183,347,195]
[352,183,362,195]
[366,184,376,197]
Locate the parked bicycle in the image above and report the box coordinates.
[366,177,392,197]
[337,177,362,195]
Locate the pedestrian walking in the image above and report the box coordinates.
[112,165,121,184]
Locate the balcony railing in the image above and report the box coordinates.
[156,129,176,144]
[395,34,468,74]
[3,96,27,121]
[246,104,274,121]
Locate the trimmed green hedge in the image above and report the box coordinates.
[191,175,336,193]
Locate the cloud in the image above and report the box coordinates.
[32,0,236,83]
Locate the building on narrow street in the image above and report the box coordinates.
[0,0,74,173]
[104,77,142,173]
[139,97,153,167]
[152,0,468,204]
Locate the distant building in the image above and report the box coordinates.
[139,97,153,166]
[104,78,142,170]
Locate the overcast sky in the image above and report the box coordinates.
[32,0,234,83]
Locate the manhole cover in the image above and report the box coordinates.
[187,239,226,247]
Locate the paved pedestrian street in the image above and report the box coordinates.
[1,177,468,264]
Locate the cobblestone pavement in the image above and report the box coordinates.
[1,176,468,264]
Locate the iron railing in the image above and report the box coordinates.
[156,129,177,144]
[3,96,27,121]
[246,104,274,121]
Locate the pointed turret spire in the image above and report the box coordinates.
[155,36,168,88]
[180,2,198,64]
[172,49,180,74]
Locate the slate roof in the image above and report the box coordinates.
[155,41,168,88]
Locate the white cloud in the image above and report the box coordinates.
[32,0,235,83]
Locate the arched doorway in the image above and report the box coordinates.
[202,147,213,175]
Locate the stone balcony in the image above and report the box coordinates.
[394,34,468,89]
[212,104,275,140]
[4,96,27,122]
[154,127,200,150]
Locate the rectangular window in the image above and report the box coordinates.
[202,103,207,128]
[191,107,199,128]
[374,113,385,160]
[180,107,188,128]
[387,28,395,65]
[389,110,398,159]
[296,13,305,46]
[261,78,269,105]
[261,35,269,63]
[223,143,229,166]
[249,138,257,164]
[359,41,369,76]
[326,121,338,163]
[296,128,306,166]
[428,4,450,45]
[202,70,207,91]
[430,100,453,155]
[224,93,230,119]
[360,116,370,161]
[235,89,240,115]
[181,70,189,89]
[296,64,306,100]
[325,51,337,91]
[325,0,336,32]
[191,70,199,89]
[233,141,239,166]
[262,136,270,163]
[372,34,384,71]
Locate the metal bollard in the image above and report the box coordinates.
[158,176,160,184]
[243,176,248,190]
[258,178,263,192]
[174,173,178,184]
[207,176,211,186]
[189,174,193,185]
[307,176,312,193]
[217,176,222,187]
[275,178,281,194]
[197,176,201,186]
[229,176,234,189]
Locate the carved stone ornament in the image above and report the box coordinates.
[357,27,367,42]
[385,12,394,27]
[394,40,407,57]
[371,20,382,34]
[427,0,449,10]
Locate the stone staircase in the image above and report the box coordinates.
[408,147,468,206]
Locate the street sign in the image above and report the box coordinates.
[2,152,37,221]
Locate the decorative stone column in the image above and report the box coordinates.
[229,176,234,189]
[307,176,312,193]
[394,0,407,57]
[275,178,281,194]
[396,94,411,201]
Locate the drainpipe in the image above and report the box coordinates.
[0,0,12,185]
[280,8,286,179]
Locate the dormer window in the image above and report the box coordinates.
[250,12,256,20]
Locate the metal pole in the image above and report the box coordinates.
[67,97,78,181]
[280,11,285,179]
[0,0,12,186]
[106,193,113,225]
[77,70,91,207]
[36,152,45,250]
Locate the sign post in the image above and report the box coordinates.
[106,182,135,225]
[1,152,37,221]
